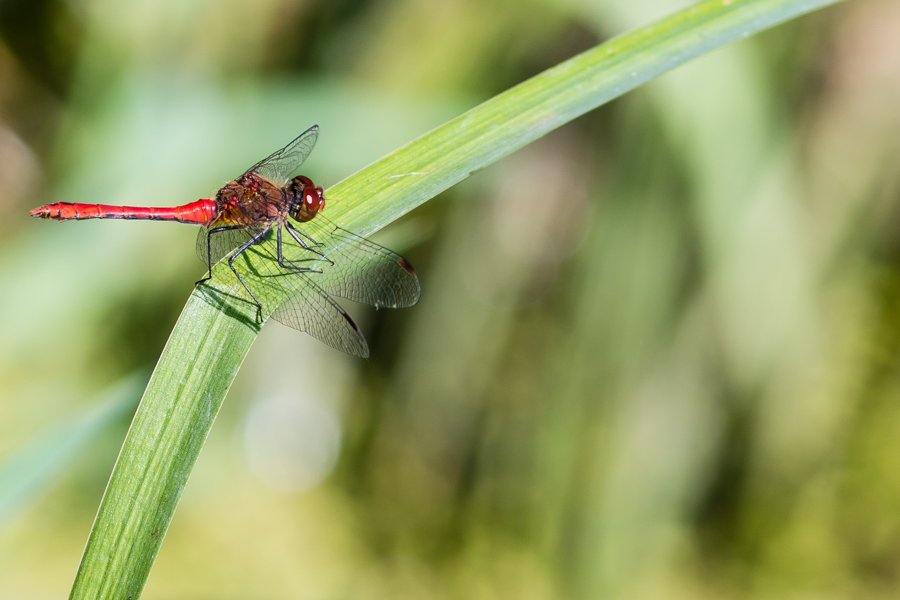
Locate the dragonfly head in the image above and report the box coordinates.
[288,175,325,223]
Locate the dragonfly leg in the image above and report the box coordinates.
[285,221,334,265]
[229,226,270,322]
[196,225,244,285]
[277,225,324,274]
[277,226,320,264]
[287,221,325,247]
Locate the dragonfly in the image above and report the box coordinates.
[30,125,421,358]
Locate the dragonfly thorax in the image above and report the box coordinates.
[286,175,325,223]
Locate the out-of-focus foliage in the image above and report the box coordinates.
[0,0,897,598]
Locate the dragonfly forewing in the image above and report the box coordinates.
[291,216,421,309]
[244,125,319,188]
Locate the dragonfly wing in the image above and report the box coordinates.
[290,216,421,309]
[196,223,267,266]
[195,222,367,356]
[244,124,319,188]
[272,274,370,358]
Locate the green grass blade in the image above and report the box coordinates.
[69,0,844,598]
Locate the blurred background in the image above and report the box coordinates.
[0,0,898,598]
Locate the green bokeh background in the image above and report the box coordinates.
[1,0,899,598]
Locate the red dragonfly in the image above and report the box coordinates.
[30,125,420,358]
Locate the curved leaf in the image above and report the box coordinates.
[69,1,845,598]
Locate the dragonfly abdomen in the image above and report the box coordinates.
[30,200,218,225]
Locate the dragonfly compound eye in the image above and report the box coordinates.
[303,186,323,214]
[290,175,324,222]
